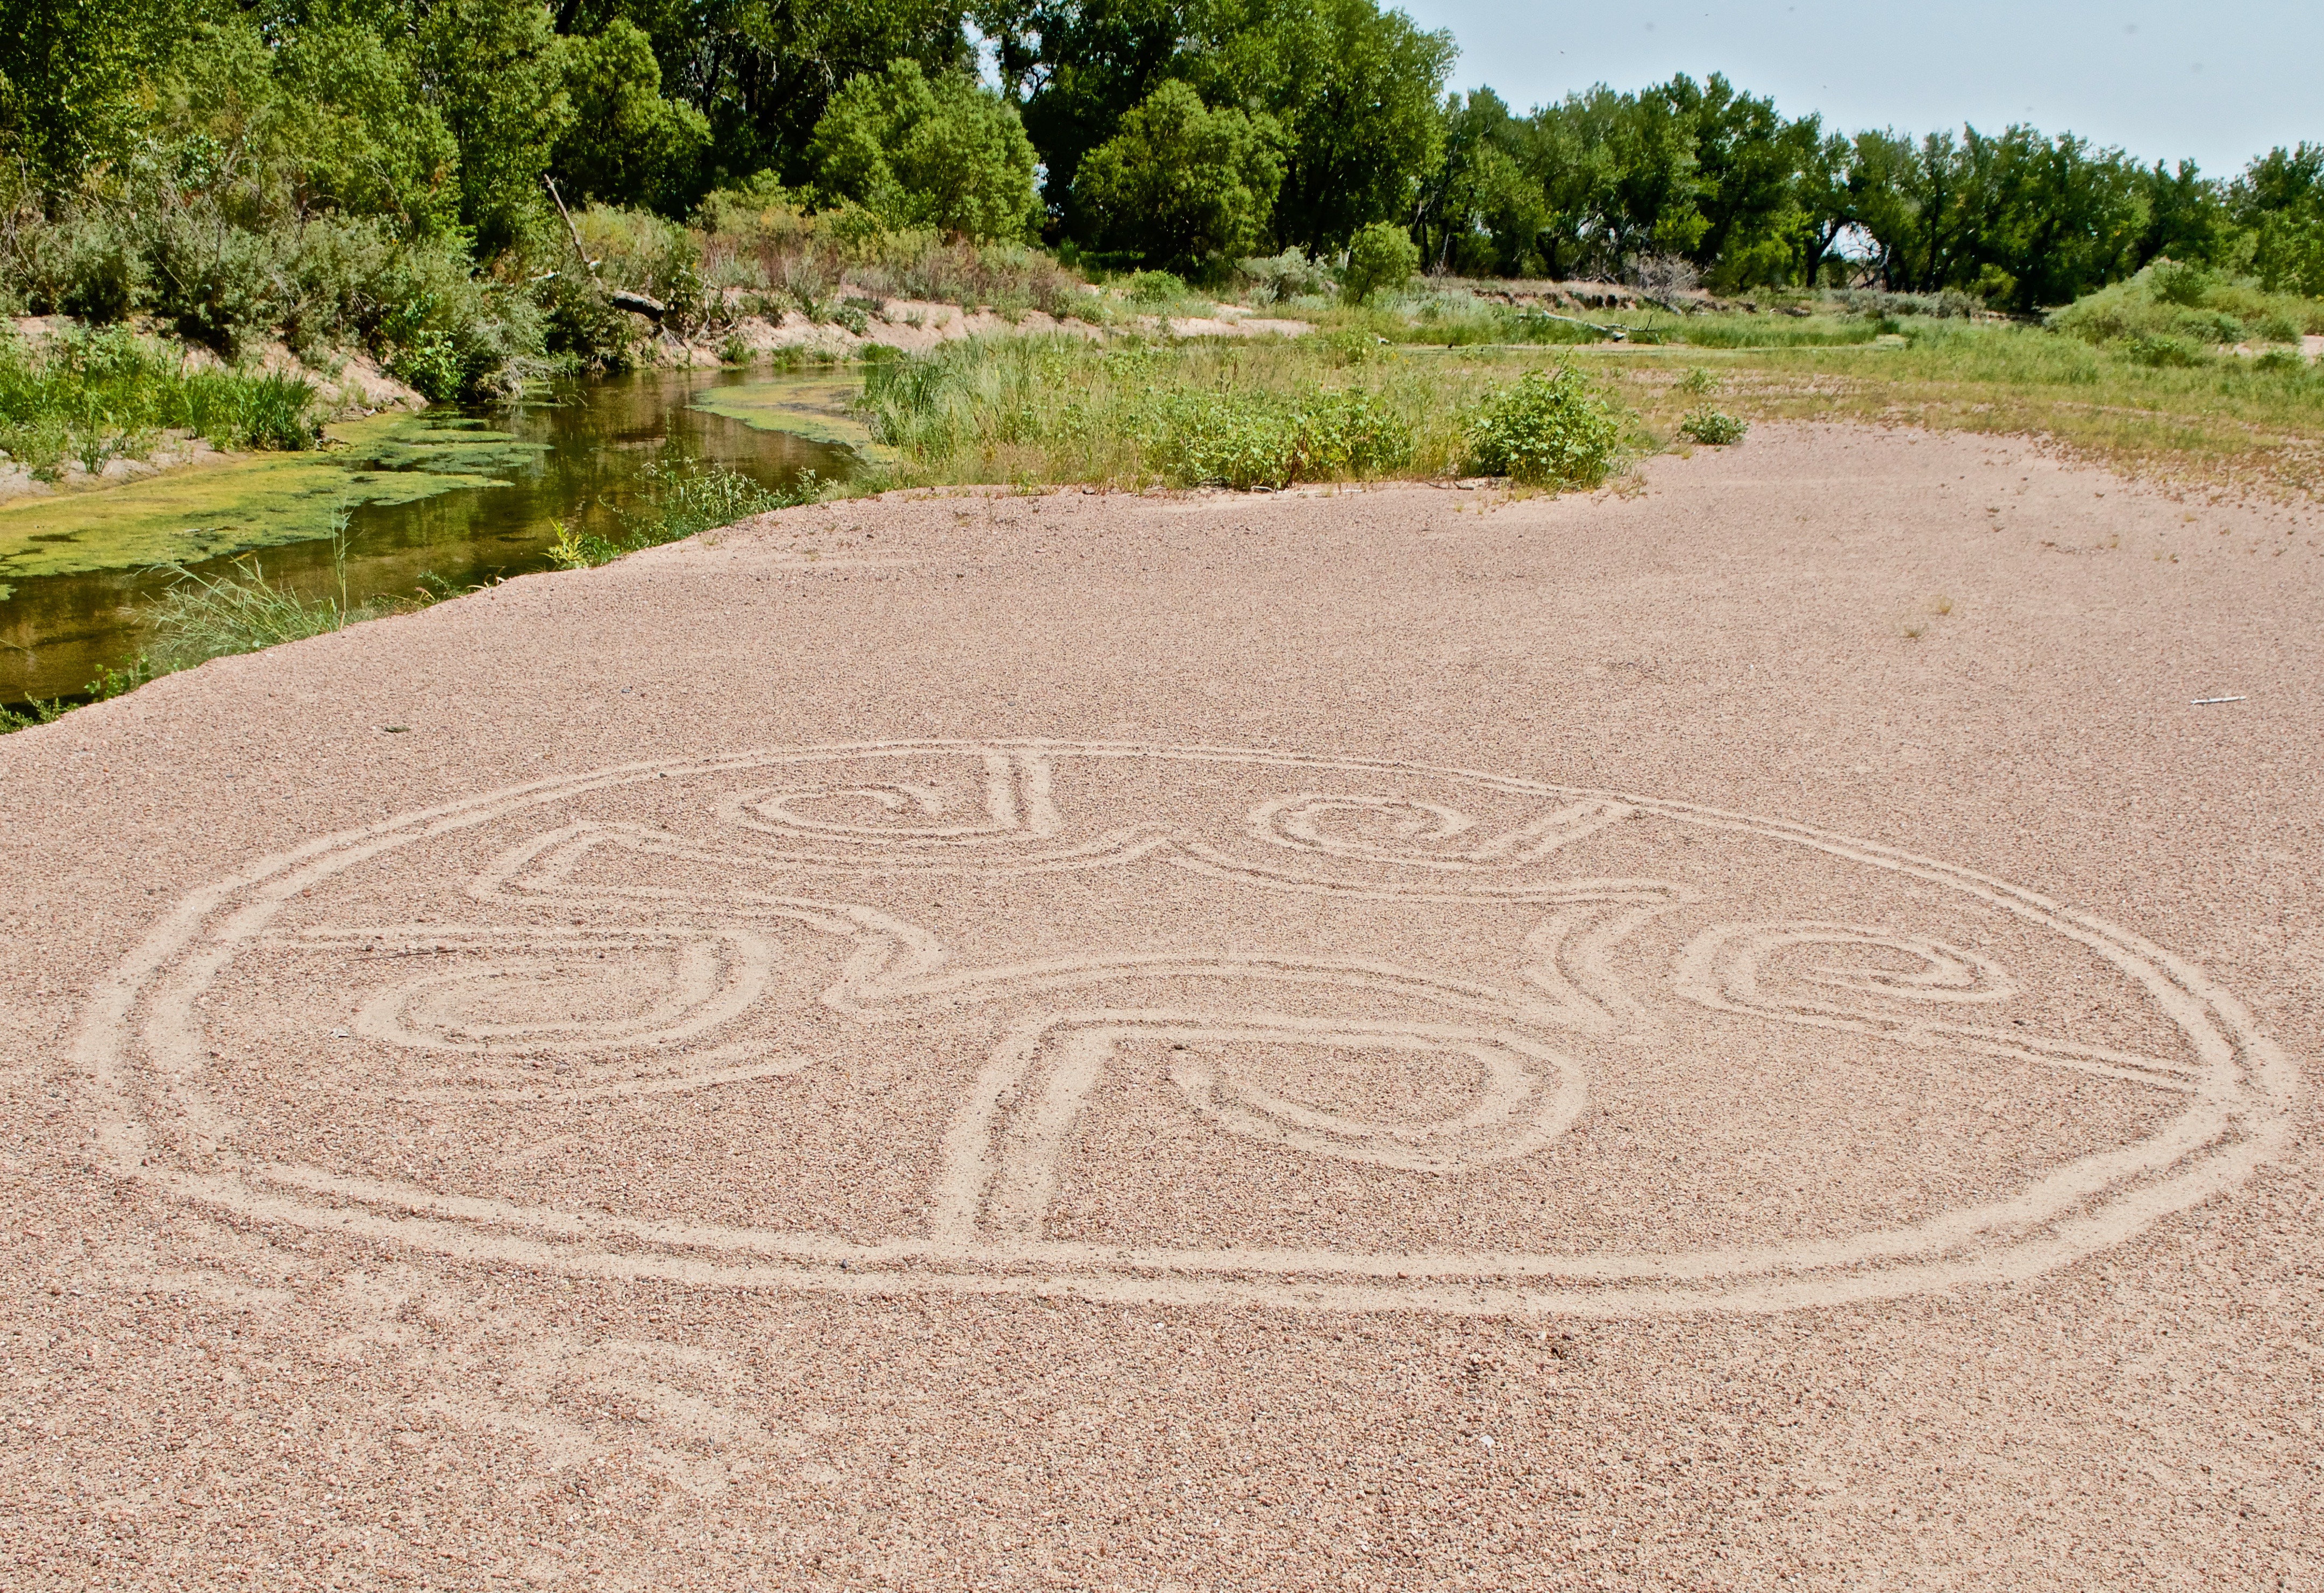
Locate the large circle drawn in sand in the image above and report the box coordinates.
[80,741,2293,1317]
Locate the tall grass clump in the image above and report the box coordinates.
[1460,365,1624,485]
[0,327,320,477]
[548,455,822,568]
[142,560,368,672]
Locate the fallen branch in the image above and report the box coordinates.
[544,177,669,324]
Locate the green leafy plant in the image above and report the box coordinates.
[1679,408,1748,445]
[1459,366,1623,486]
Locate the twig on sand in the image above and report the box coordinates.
[2191,695,2246,704]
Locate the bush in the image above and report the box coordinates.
[1287,388,1413,477]
[1460,365,1622,486]
[1237,248,1335,304]
[1341,222,1420,305]
[31,215,145,324]
[1679,408,1747,445]
[2049,260,2324,354]
[1124,270,1192,306]
[1143,386,1413,489]
[2122,333,2206,367]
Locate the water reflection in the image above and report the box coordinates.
[0,363,853,704]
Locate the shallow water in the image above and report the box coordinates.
[0,364,857,705]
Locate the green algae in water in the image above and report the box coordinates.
[0,413,544,581]
[688,376,897,461]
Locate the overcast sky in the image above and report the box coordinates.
[1398,0,2320,177]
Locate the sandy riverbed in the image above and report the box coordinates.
[1,424,2317,1587]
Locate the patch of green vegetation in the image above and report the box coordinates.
[1459,366,1623,485]
[547,456,823,569]
[139,559,376,673]
[687,375,895,460]
[2049,261,2323,353]
[0,414,540,581]
[0,326,323,477]
[856,335,1530,488]
[1601,317,2324,497]
[1679,409,1748,445]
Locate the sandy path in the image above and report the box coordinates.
[2,425,2318,1588]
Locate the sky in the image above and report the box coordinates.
[1396,0,2321,177]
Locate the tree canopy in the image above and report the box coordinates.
[0,0,2314,308]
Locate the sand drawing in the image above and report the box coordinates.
[78,741,2294,1317]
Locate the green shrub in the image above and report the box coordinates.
[2050,260,2324,354]
[1288,388,1413,477]
[1459,366,1622,486]
[1143,386,1413,489]
[41,216,145,324]
[1124,270,1192,306]
[2123,333,2206,367]
[1238,248,1334,304]
[1342,222,1420,305]
[1679,408,1747,445]
[1143,393,1295,489]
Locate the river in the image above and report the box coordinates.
[0,363,860,706]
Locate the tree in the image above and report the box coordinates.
[977,0,1451,252]
[559,0,973,188]
[412,0,575,252]
[1660,73,1820,287]
[275,19,464,236]
[2234,144,2324,296]
[1223,0,1455,250]
[807,58,1039,240]
[0,0,158,195]
[553,19,711,212]
[1074,77,1283,271]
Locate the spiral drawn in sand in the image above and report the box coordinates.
[1674,920,2208,1090]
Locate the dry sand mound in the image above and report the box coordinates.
[3,426,2318,1587]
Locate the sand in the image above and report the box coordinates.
[2,423,2318,1588]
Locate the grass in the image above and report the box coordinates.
[547,456,824,569]
[840,304,2324,500]
[854,335,1581,489]
[1595,317,2324,498]
[0,326,321,478]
